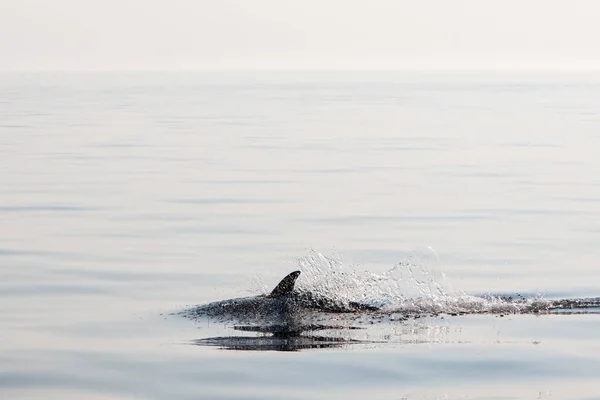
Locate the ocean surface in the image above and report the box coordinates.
[1,71,600,399]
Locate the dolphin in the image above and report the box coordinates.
[187,271,600,322]
[190,271,301,321]
[186,270,379,323]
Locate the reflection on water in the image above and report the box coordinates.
[193,336,350,352]
[194,335,359,352]
[194,324,366,351]
[232,323,364,335]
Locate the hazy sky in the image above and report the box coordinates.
[1,0,599,71]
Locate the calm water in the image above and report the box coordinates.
[1,71,600,399]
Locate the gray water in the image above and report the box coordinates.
[1,71,600,399]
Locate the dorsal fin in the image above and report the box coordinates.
[268,271,301,298]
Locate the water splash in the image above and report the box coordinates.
[294,249,553,315]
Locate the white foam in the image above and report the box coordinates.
[294,249,552,315]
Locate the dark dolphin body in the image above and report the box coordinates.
[191,271,302,322]
[187,270,378,323]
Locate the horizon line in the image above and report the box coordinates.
[2,66,600,74]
